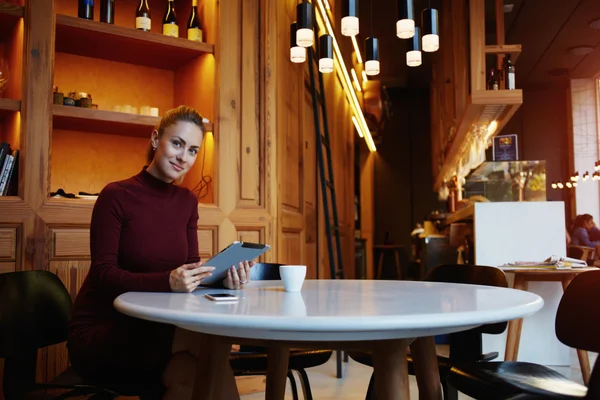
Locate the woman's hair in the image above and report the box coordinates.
[145,105,205,165]
[574,214,594,229]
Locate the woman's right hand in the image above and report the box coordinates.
[170,261,215,293]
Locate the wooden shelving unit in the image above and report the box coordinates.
[432,0,523,191]
[55,14,214,70]
[52,105,213,137]
[0,98,20,121]
[445,204,475,225]
[434,89,523,190]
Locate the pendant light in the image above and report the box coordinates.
[406,26,421,67]
[290,22,306,63]
[421,1,439,52]
[396,0,415,39]
[319,34,334,73]
[342,0,359,36]
[364,0,379,75]
[296,2,314,47]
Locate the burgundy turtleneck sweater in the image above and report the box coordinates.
[68,168,200,383]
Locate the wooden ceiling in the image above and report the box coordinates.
[355,0,600,88]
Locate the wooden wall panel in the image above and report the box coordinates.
[281,231,303,265]
[240,0,260,204]
[0,263,15,274]
[0,228,16,261]
[51,228,90,259]
[197,228,216,260]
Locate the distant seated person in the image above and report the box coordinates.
[571,214,600,248]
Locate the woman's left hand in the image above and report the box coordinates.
[223,260,254,290]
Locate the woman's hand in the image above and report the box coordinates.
[170,261,215,293]
[223,261,254,290]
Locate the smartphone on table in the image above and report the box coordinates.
[204,293,239,302]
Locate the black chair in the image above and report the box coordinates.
[447,269,600,400]
[349,264,509,400]
[0,270,161,400]
[229,262,333,400]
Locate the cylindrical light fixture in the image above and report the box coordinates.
[319,34,334,73]
[290,22,307,63]
[396,0,414,39]
[365,37,379,75]
[342,0,359,36]
[421,7,439,52]
[296,2,314,47]
[406,26,421,67]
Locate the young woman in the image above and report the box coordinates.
[571,214,600,248]
[68,106,248,399]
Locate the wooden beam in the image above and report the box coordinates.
[469,0,486,92]
[453,0,468,120]
[495,0,505,70]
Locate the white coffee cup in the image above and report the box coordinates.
[279,265,307,292]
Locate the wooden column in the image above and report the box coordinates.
[453,0,468,118]
[469,0,486,92]
[495,0,505,69]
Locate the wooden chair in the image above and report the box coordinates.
[447,269,600,399]
[349,263,509,400]
[0,270,161,400]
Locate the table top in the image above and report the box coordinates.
[114,280,544,341]
[499,267,597,275]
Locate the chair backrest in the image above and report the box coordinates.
[426,264,509,362]
[249,263,284,281]
[0,270,72,357]
[556,270,600,352]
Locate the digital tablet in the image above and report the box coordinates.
[200,241,271,285]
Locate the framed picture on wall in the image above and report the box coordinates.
[493,134,519,161]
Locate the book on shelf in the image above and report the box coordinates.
[0,141,19,196]
[498,255,588,270]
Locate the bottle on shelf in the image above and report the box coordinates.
[505,54,516,90]
[162,0,179,37]
[187,0,203,42]
[136,0,151,31]
[487,68,498,90]
[100,0,115,24]
[78,0,94,20]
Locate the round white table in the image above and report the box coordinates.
[115,280,543,400]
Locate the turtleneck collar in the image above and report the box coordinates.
[137,166,173,193]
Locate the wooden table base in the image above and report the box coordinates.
[190,335,437,400]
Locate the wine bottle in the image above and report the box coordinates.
[488,68,498,90]
[100,0,115,24]
[162,0,179,37]
[136,0,151,31]
[187,0,203,42]
[78,0,94,20]
[506,54,516,90]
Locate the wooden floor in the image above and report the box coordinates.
[237,347,596,400]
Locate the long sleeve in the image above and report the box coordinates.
[572,227,600,248]
[186,195,201,264]
[89,183,171,295]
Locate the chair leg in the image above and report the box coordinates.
[336,351,343,378]
[365,372,377,400]
[296,368,314,400]
[287,370,299,400]
[344,351,349,362]
[443,380,459,400]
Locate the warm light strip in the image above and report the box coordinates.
[362,70,368,83]
[351,68,362,92]
[352,116,364,138]
[351,35,363,64]
[315,0,376,151]
[323,0,331,10]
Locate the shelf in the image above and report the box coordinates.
[0,2,23,39]
[434,89,523,191]
[485,44,521,64]
[0,98,20,121]
[52,105,213,137]
[55,14,214,70]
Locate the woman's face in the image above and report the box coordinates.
[583,219,595,231]
[150,121,203,183]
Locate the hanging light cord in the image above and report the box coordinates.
[370,0,373,37]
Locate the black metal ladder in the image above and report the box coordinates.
[306,42,348,378]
